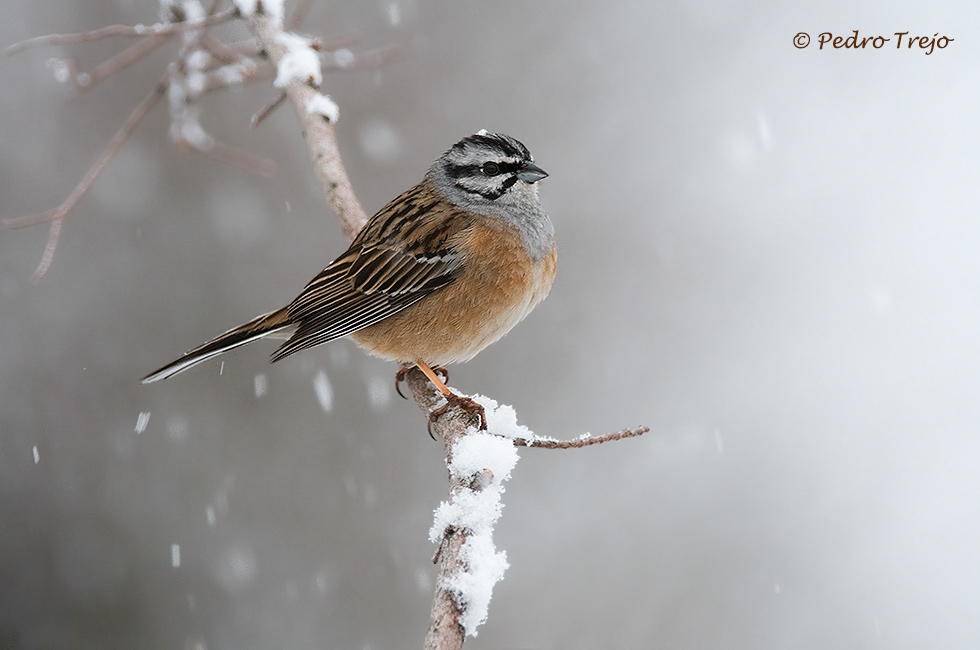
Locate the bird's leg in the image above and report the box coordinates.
[415,360,487,433]
[415,360,453,396]
[395,364,449,400]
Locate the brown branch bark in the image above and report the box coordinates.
[405,368,472,650]
[241,10,369,239]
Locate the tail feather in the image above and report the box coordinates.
[140,308,293,383]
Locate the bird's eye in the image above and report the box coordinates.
[481,162,501,176]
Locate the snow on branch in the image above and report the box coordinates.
[403,372,648,648]
[430,432,517,636]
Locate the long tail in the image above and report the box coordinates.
[140,308,294,383]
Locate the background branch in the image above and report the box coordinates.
[4,2,400,278]
[68,34,170,95]
[4,7,238,55]
[3,71,170,282]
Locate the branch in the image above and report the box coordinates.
[405,369,478,650]
[4,8,239,55]
[401,370,647,649]
[4,72,170,282]
[240,7,368,237]
[67,34,171,96]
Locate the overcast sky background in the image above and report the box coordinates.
[2,1,979,648]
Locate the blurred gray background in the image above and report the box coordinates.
[2,0,979,648]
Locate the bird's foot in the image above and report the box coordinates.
[427,392,487,437]
[395,366,411,400]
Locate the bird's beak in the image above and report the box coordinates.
[517,162,548,183]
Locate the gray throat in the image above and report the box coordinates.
[428,170,555,263]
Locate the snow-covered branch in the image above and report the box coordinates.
[403,371,648,647]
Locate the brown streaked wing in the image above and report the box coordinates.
[271,191,473,362]
[347,199,473,296]
[272,290,426,361]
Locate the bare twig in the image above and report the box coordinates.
[30,219,63,287]
[5,73,169,231]
[4,72,170,282]
[511,426,649,449]
[250,91,287,126]
[5,8,239,55]
[70,34,171,95]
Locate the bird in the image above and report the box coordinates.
[141,132,556,429]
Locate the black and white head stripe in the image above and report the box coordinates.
[440,133,537,201]
[452,132,531,161]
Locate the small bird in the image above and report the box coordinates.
[141,132,556,428]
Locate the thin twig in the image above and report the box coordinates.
[511,426,649,449]
[5,72,170,230]
[70,34,171,96]
[250,91,287,126]
[6,8,239,55]
[32,219,64,286]
[4,73,170,282]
